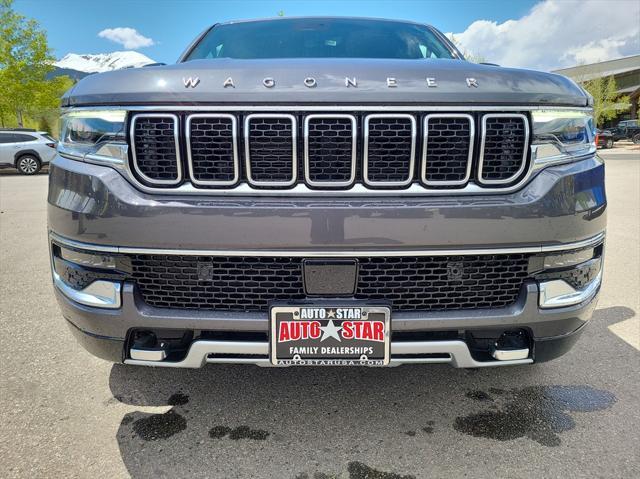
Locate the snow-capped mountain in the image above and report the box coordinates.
[54,51,156,74]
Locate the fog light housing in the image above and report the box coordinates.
[533,241,604,309]
[538,271,602,309]
[491,330,530,361]
[50,242,128,309]
[52,270,122,309]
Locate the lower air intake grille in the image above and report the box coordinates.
[131,256,305,311]
[131,115,180,184]
[480,114,529,184]
[129,254,531,312]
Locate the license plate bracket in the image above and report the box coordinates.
[270,304,391,366]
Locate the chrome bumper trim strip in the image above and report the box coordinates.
[123,339,532,368]
[49,231,605,258]
[492,348,530,361]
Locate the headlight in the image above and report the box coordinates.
[58,110,127,164]
[531,109,596,165]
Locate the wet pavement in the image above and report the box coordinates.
[0,151,638,478]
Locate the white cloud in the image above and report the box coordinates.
[98,27,154,49]
[450,0,640,70]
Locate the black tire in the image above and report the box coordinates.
[606,138,614,149]
[16,155,41,175]
[633,133,640,145]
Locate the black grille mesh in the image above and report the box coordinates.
[130,254,531,312]
[132,116,179,182]
[424,117,472,184]
[481,116,528,182]
[247,117,295,183]
[356,255,529,310]
[366,117,414,183]
[188,117,236,183]
[131,255,305,311]
[306,117,354,183]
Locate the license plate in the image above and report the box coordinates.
[270,305,391,366]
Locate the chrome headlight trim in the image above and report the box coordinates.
[531,109,596,167]
[58,109,127,166]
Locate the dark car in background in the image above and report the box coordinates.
[608,119,640,143]
[596,129,614,149]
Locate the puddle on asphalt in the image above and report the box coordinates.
[455,385,616,446]
[131,410,187,441]
[167,392,189,406]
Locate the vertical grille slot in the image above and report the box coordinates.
[304,114,357,187]
[363,114,416,187]
[130,114,181,186]
[422,114,474,186]
[244,114,297,187]
[479,114,529,185]
[186,114,238,187]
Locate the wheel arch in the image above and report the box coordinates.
[13,149,42,167]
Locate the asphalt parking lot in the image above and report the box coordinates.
[1,150,638,479]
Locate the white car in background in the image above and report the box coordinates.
[0,129,57,175]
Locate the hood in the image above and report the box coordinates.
[62,58,588,107]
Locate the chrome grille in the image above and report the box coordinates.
[244,114,297,187]
[128,110,531,193]
[130,114,181,185]
[129,253,532,312]
[364,114,416,186]
[304,114,356,187]
[422,114,474,186]
[186,114,238,186]
[479,114,529,184]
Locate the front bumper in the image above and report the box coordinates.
[48,153,606,367]
[59,280,597,368]
[52,232,603,367]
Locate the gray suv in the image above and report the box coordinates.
[48,17,605,369]
[0,129,56,174]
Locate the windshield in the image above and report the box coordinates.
[185,18,457,61]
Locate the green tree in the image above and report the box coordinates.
[582,75,630,127]
[0,0,72,128]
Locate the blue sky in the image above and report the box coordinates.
[12,0,640,70]
[14,0,538,63]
